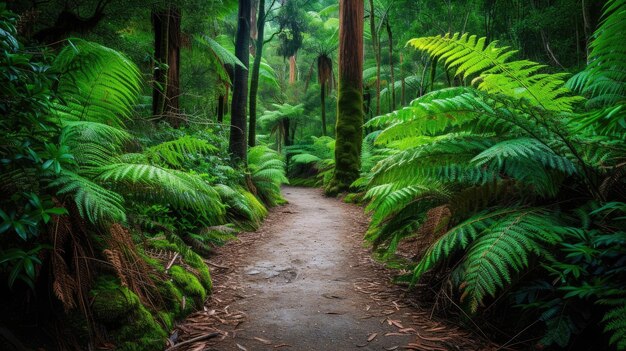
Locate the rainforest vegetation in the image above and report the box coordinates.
[0,0,624,350]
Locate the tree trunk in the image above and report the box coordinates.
[152,6,181,127]
[327,0,363,195]
[320,82,327,136]
[229,0,251,164]
[249,0,266,147]
[289,54,297,84]
[250,0,259,54]
[386,20,395,111]
[368,0,381,116]
[217,94,225,123]
[400,53,405,106]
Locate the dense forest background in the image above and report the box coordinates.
[1,0,624,350]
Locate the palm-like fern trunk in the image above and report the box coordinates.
[229,0,251,163]
[327,0,364,195]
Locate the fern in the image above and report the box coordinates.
[96,163,224,217]
[145,135,218,168]
[52,39,142,127]
[413,208,562,311]
[248,146,288,206]
[51,171,126,224]
[408,33,583,112]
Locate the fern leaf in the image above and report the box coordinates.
[407,33,583,112]
[96,163,224,217]
[51,171,126,224]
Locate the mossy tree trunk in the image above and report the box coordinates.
[152,6,181,127]
[327,0,363,195]
[229,0,251,163]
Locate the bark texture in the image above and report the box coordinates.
[249,0,266,147]
[229,0,251,163]
[327,0,364,195]
[152,6,181,127]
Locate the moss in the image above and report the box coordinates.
[91,276,140,323]
[158,278,183,316]
[327,81,363,195]
[115,302,167,351]
[157,311,175,330]
[169,265,207,307]
[90,276,167,351]
[147,237,212,292]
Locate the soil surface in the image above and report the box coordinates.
[169,187,494,351]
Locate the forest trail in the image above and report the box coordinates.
[171,187,490,351]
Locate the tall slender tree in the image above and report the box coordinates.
[152,5,181,127]
[327,0,363,195]
[249,0,272,147]
[229,0,252,163]
[368,0,381,115]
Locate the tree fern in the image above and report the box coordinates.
[413,208,562,312]
[96,163,224,217]
[248,146,288,206]
[52,39,142,127]
[145,135,218,168]
[51,171,126,224]
[408,33,583,112]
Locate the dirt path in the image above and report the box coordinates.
[170,187,492,351]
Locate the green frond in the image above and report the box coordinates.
[471,137,577,175]
[460,210,561,312]
[601,299,626,349]
[52,39,142,127]
[567,0,626,109]
[51,171,126,224]
[248,146,288,206]
[95,163,224,217]
[407,33,583,112]
[145,135,218,168]
[412,208,562,312]
[213,184,266,229]
[369,134,496,186]
[365,182,448,227]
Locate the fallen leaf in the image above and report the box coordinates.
[254,337,272,345]
[416,333,448,342]
[384,332,405,337]
[389,320,404,329]
[367,333,378,342]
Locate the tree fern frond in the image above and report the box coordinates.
[459,210,562,312]
[52,39,142,127]
[407,33,583,112]
[369,135,496,186]
[95,163,224,217]
[145,135,218,168]
[471,137,577,175]
[51,171,126,224]
[567,0,626,110]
